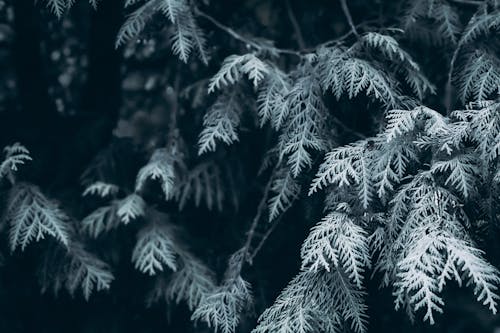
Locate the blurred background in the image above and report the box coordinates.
[0,0,499,332]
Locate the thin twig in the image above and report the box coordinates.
[285,0,306,50]
[340,0,359,38]
[310,19,378,51]
[241,172,275,262]
[230,165,279,277]
[247,215,283,264]
[445,46,461,114]
[194,7,302,56]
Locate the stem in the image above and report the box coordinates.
[194,7,301,56]
[340,0,359,38]
[285,0,306,50]
[247,215,283,264]
[241,172,274,262]
[230,164,278,276]
[445,46,461,113]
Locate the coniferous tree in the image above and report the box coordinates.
[0,0,499,332]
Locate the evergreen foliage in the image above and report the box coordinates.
[5,183,71,252]
[1,0,500,332]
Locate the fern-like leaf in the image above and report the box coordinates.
[257,68,291,128]
[136,148,178,200]
[115,0,159,47]
[431,154,479,198]
[174,161,234,211]
[457,49,500,103]
[165,252,216,310]
[208,54,269,92]
[45,0,68,18]
[192,276,252,333]
[301,210,370,288]
[309,141,375,208]
[132,223,178,275]
[82,205,118,238]
[82,181,119,198]
[0,143,31,182]
[268,170,301,221]
[198,92,241,154]
[116,193,146,224]
[5,183,70,252]
[279,73,327,177]
[66,243,114,300]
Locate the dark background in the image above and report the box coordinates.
[0,0,498,332]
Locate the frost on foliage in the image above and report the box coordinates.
[253,270,368,333]
[66,242,114,300]
[309,140,375,209]
[304,99,500,325]
[257,68,291,128]
[82,205,118,238]
[373,172,500,324]
[39,242,114,300]
[164,252,216,310]
[278,72,328,177]
[384,106,449,144]
[81,194,145,238]
[452,101,500,164]
[0,143,31,183]
[136,148,179,200]
[174,161,236,211]
[457,49,500,103]
[132,222,179,275]
[82,181,119,198]
[208,54,269,93]
[374,135,418,202]
[116,0,158,46]
[5,183,71,252]
[452,6,500,102]
[268,169,301,221]
[384,108,420,142]
[116,0,208,63]
[459,5,500,46]
[192,250,253,333]
[431,154,479,199]
[192,275,252,333]
[44,0,103,18]
[301,209,370,288]
[146,240,216,311]
[117,193,146,224]
[317,47,401,108]
[198,92,242,155]
[170,9,209,64]
[393,226,500,324]
[360,32,436,100]
[362,32,419,68]
[402,0,462,45]
[318,32,434,104]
